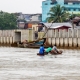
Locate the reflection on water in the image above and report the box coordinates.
[0,47,80,80]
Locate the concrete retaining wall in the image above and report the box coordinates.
[0,29,35,44]
[44,29,80,47]
[0,29,80,48]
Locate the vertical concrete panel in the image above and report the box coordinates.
[52,30,55,37]
[38,32,41,39]
[3,30,5,37]
[45,30,48,38]
[69,38,72,47]
[47,30,53,37]
[9,30,11,37]
[27,30,30,42]
[38,32,44,39]
[78,38,80,47]
[6,37,10,44]
[3,37,6,44]
[2,30,4,37]
[68,29,72,37]
[24,29,35,42]
[47,30,49,38]
[9,30,13,37]
[7,30,11,37]
[60,38,64,47]
[11,30,15,43]
[5,30,7,36]
[31,30,35,41]
[12,30,14,37]
[44,30,47,38]
[52,38,55,46]
[73,38,77,47]
[63,29,68,38]
[64,38,68,47]
[0,37,1,43]
[59,29,62,38]
[12,37,14,44]
[74,29,77,38]
[21,30,29,42]
[55,38,59,46]
[3,30,7,44]
[55,29,59,38]
[6,30,8,37]
[77,29,78,38]
[0,37,3,43]
[29,30,33,41]
[21,30,24,42]
[5,30,7,37]
[43,32,46,38]
[9,30,12,37]
[0,30,2,43]
[47,38,52,45]
[13,37,15,43]
[0,30,2,37]
[77,29,80,38]
[10,37,13,44]
[72,29,74,37]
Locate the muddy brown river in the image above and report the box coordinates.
[0,47,80,80]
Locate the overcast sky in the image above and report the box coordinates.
[0,0,44,14]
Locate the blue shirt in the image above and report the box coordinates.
[39,46,44,54]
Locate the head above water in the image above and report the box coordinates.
[41,44,43,46]
[54,44,56,46]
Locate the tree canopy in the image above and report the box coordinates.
[46,4,69,22]
[0,11,17,30]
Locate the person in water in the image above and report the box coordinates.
[39,44,45,55]
[50,45,63,57]
[51,44,59,54]
[45,45,52,54]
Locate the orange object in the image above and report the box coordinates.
[28,23,32,28]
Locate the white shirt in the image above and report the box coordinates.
[52,46,57,51]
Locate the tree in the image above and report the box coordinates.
[69,13,80,20]
[0,11,17,30]
[46,4,69,22]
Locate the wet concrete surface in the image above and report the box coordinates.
[0,47,80,80]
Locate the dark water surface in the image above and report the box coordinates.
[0,47,80,80]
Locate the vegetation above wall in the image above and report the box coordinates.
[0,11,17,30]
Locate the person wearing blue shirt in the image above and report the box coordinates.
[39,44,44,55]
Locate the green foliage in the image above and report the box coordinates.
[0,11,17,30]
[46,4,69,22]
[69,13,80,20]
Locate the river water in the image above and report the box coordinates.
[0,47,80,80]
